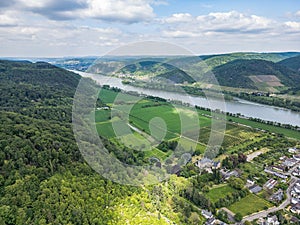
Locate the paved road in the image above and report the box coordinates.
[242,177,297,222]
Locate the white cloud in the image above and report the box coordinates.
[296,11,300,17]
[83,0,155,23]
[284,21,300,31]
[198,11,272,32]
[0,22,123,56]
[17,0,50,8]
[164,13,193,23]
[0,3,299,57]
[11,0,155,23]
[161,11,277,41]
[162,30,200,38]
[0,11,19,26]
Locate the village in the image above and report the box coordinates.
[194,147,300,225]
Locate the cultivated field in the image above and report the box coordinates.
[95,88,299,163]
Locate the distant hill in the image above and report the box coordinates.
[35,52,300,90]
[119,60,195,84]
[201,52,300,70]
[212,59,300,89]
[278,55,300,72]
[156,69,195,84]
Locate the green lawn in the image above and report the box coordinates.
[228,194,272,217]
[205,184,235,203]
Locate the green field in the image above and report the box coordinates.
[228,116,300,139]
[196,108,300,139]
[95,110,111,122]
[205,184,235,203]
[228,194,273,217]
[144,148,172,160]
[113,133,152,151]
[95,88,299,163]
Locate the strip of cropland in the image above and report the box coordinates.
[95,88,299,162]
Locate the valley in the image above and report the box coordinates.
[0,53,300,224]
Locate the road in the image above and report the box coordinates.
[242,177,298,222]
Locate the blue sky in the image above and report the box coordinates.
[154,0,297,18]
[0,0,299,57]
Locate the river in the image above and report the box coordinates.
[73,71,300,127]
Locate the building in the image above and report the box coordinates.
[291,198,300,204]
[270,189,283,202]
[220,169,239,180]
[289,148,297,153]
[272,165,285,172]
[249,185,262,194]
[195,158,214,169]
[273,172,287,179]
[291,203,300,214]
[202,210,213,219]
[205,217,216,225]
[246,179,255,186]
[264,167,275,174]
[290,216,300,223]
[264,179,278,190]
[293,154,300,161]
[266,215,280,225]
[294,183,300,194]
[283,158,297,168]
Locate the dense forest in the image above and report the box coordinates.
[0,60,206,224]
[0,61,133,224]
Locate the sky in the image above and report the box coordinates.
[0,0,299,57]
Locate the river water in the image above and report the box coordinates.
[74,71,300,127]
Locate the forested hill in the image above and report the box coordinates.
[0,60,80,122]
[0,60,139,224]
[119,60,195,84]
[212,59,300,89]
[278,55,300,72]
[0,60,192,225]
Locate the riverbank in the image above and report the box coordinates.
[72,70,300,129]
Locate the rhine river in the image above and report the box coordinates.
[74,71,300,127]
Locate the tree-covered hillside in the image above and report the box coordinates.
[212,59,300,89]
[278,55,300,72]
[201,52,300,69]
[119,60,195,83]
[0,60,204,225]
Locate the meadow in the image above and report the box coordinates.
[205,184,236,203]
[228,194,273,217]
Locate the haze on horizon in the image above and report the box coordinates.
[0,0,299,57]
